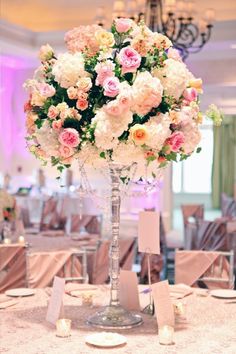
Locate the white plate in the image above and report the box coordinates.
[5,288,36,297]
[210,289,236,299]
[85,332,127,348]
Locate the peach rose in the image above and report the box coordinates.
[189,78,203,93]
[52,119,63,130]
[48,105,59,119]
[95,29,115,48]
[67,87,78,100]
[130,124,149,145]
[76,99,88,111]
[77,77,92,92]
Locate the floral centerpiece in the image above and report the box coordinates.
[23,18,219,329]
[24,18,205,180]
[0,189,16,223]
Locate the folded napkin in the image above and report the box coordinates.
[169,284,193,299]
[41,230,65,237]
[0,297,18,309]
[65,282,97,296]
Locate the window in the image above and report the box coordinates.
[172,120,213,194]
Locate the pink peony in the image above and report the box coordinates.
[52,119,62,130]
[183,88,198,102]
[115,18,132,33]
[103,77,120,97]
[76,99,88,111]
[165,131,185,152]
[48,105,59,119]
[59,128,80,147]
[118,47,141,75]
[59,145,74,158]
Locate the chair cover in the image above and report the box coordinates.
[197,220,228,251]
[181,204,204,249]
[221,193,236,218]
[70,214,101,234]
[175,250,232,289]
[0,245,26,292]
[40,197,66,231]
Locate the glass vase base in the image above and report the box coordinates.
[87,305,143,329]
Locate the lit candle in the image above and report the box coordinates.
[56,319,71,337]
[159,325,174,345]
[18,236,25,245]
[3,238,11,244]
[174,301,185,316]
[82,292,93,306]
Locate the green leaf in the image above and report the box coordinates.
[196,147,202,153]
[35,119,43,129]
[57,165,64,173]
[99,152,106,159]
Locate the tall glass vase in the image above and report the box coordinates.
[87,163,143,329]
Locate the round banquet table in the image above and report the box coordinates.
[0,287,236,354]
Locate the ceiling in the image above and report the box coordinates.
[1,0,236,32]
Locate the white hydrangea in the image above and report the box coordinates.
[111,141,162,180]
[52,52,86,88]
[34,120,60,157]
[180,122,201,154]
[153,59,192,100]
[76,142,106,168]
[132,71,163,116]
[92,109,133,150]
[144,113,172,151]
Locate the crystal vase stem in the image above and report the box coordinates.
[109,165,121,307]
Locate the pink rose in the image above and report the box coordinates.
[165,131,185,152]
[67,87,78,100]
[52,119,62,130]
[118,93,132,109]
[59,145,74,158]
[118,47,141,75]
[77,91,88,100]
[104,101,123,116]
[48,105,59,119]
[115,18,132,33]
[95,60,115,86]
[183,88,198,102]
[59,128,80,147]
[76,99,88,111]
[38,83,55,98]
[103,77,120,97]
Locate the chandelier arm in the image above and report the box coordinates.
[163,14,176,40]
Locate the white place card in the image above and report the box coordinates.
[151,280,175,328]
[138,211,160,255]
[119,270,140,311]
[46,276,65,325]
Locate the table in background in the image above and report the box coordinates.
[1,287,236,354]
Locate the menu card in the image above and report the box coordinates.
[46,276,65,325]
[151,280,175,327]
[119,270,140,311]
[138,211,160,254]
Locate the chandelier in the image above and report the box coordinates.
[94,0,215,61]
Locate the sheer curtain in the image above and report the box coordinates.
[212,115,236,208]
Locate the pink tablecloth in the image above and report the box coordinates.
[0,287,236,353]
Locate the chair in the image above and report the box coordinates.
[0,245,27,292]
[199,250,234,289]
[197,219,228,251]
[26,249,87,288]
[221,193,236,218]
[175,249,234,289]
[91,238,137,284]
[181,204,204,249]
[40,197,66,232]
[70,214,102,235]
